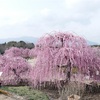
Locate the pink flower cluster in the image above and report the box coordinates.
[0,55,31,85]
[4,47,36,58]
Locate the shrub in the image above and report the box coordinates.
[0,55,31,85]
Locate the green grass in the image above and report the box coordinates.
[1,86,49,100]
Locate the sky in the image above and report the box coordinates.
[0,0,100,44]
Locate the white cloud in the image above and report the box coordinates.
[40,8,51,16]
[0,0,100,44]
[65,0,80,9]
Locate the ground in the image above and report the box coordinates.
[0,86,100,100]
[0,94,24,100]
[0,86,49,100]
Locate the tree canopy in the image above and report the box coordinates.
[30,32,100,88]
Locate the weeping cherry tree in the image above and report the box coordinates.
[30,32,100,89]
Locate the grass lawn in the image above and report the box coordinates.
[0,86,49,100]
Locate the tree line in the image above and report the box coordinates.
[0,41,34,54]
[91,45,100,47]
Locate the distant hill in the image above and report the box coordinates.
[0,37,98,45]
[0,36,38,44]
[87,40,97,45]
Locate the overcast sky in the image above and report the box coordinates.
[0,0,100,43]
